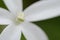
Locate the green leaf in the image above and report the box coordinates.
[0,25,7,34]
[0,0,8,10]
[20,32,27,40]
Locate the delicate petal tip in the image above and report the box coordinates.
[20,22,48,40]
[3,0,23,13]
[24,0,60,22]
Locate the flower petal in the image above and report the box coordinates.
[24,0,60,22]
[0,24,22,40]
[0,8,15,20]
[3,0,23,14]
[0,17,12,25]
[20,22,48,40]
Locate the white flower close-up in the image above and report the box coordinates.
[0,0,60,40]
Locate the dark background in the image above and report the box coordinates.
[0,0,60,40]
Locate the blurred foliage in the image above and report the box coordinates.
[33,16,60,40]
[0,0,60,40]
[0,0,8,10]
[0,25,7,33]
[23,0,39,10]
[20,32,26,40]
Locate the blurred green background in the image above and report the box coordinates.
[0,0,60,40]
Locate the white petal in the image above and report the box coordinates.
[24,0,60,22]
[0,8,14,20]
[0,17,12,25]
[3,0,23,14]
[19,22,48,40]
[0,24,22,40]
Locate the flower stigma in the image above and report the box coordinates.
[16,12,24,24]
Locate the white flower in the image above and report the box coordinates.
[0,0,60,40]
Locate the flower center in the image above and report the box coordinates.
[16,12,24,24]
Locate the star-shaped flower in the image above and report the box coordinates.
[0,0,60,40]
